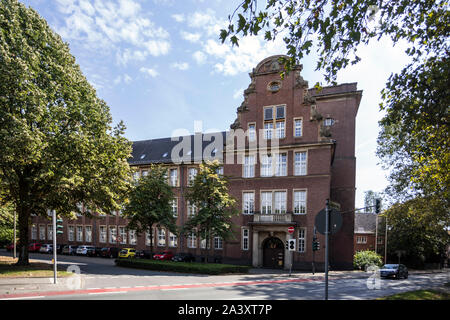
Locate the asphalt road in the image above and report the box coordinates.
[2,251,449,300]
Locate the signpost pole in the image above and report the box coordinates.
[13,212,17,259]
[325,199,329,300]
[312,226,316,275]
[52,210,57,284]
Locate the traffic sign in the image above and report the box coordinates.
[288,226,295,234]
[288,239,296,251]
[315,208,343,235]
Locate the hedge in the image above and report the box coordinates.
[115,259,251,275]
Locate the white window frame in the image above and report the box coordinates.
[99,226,106,243]
[294,151,307,176]
[276,121,285,139]
[261,191,273,214]
[243,154,255,178]
[129,229,137,245]
[85,225,92,243]
[242,228,249,251]
[47,224,53,241]
[187,232,197,248]
[188,167,198,185]
[274,191,287,214]
[157,228,166,247]
[248,123,256,142]
[119,226,127,244]
[260,154,273,177]
[169,232,178,248]
[68,225,75,242]
[214,236,223,250]
[169,168,178,187]
[294,118,303,137]
[39,224,46,240]
[31,224,37,240]
[76,225,83,242]
[242,191,255,215]
[109,226,117,244]
[275,153,287,176]
[187,201,197,217]
[171,198,178,217]
[293,190,307,215]
[298,228,306,253]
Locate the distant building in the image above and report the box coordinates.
[354,212,384,256]
[30,55,362,270]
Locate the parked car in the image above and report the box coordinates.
[28,243,42,252]
[172,252,195,262]
[380,264,408,279]
[135,250,152,259]
[86,247,102,257]
[153,251,174,261]
[76,245,95,255]
[62,245,78,255]
[118,248,136,259]
[100,247,120,258]
[6,243,15,252]
[39,244,53,253]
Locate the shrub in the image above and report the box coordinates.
[115,259,251,275]
[353,250,383,270]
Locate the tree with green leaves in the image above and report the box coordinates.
[0,203,14,246]
[221,1,449,205]
[122,165,177,257]
[382,196,450,268]
[183,160,238,263]
[0,0,132,265]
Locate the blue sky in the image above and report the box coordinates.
[20,0,410,209]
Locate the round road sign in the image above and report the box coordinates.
[314,208,343,235]
[288,226,295,234]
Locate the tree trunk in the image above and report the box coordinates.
[16,206,30,266]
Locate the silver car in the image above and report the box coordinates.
[380,264,409,279]
[76,245,94,255]
[39,244,53,253]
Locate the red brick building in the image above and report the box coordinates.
[29,55,362,270]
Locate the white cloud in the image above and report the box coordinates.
[192,51,207,65]
[171,62,190,71]
[123,74,132,84]
[180,31,201,43]
[140,67,159,78]
[55,0,171,65]
[171,13,185,23]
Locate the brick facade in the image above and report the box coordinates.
[30,55,362,270]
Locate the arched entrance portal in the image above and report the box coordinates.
[262,237,284,269]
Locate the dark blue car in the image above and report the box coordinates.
[380,264,408,279]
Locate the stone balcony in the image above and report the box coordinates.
[250,213,295,225]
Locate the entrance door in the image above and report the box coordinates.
[263,237,284,269]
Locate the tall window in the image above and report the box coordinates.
[129,230,137,245]
[169,232,178,247]
[76,226,83,242]
[242,228,249,251]
[243,192,255,215]
[264,122,273,139]
[119,226,127,244]
[85,226,92,243]
[248,123,256,142]
[200,233,210,249]
[47,224,53,241]
[275,153,287,176]
[274,191,287,214]
[294,190,307,214]
[298,228,306,253]
[187,232,197,248]
[276,121,285,138]
[39,225,45,240]
[157,228,166,247]
[294,119,303,137]
[109,226,117,244]
[169,168,178,186]
[294,151,307,176]
[31,224,37,240]
[145,230,152,246]
[99,226,106,243]
[261,192,273,214]
[188,168,197,185]
[261,154,273,177]
[243,155,255,178]
[68,226,75,242]
[171,198,178,217]
[187,201,197,217]
[214,236,223,250]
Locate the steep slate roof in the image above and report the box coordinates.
[354,213,377,234]
[129,132,227,166]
